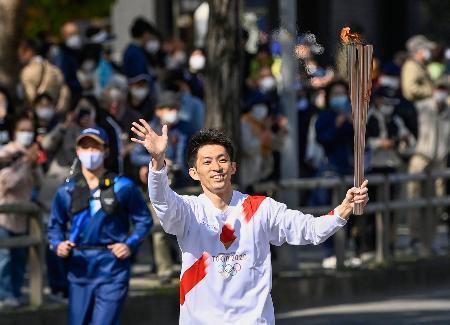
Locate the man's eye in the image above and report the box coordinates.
[220,159,227,163]
[204,161,211,165]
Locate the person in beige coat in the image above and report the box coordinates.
[407,82,450,256]
[401,35,435,102]
[0,116,41,308]
[18,39,70,114]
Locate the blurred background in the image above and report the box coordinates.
[0,0,449,324]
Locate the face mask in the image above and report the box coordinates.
[296,97,309,111]
[36,107,55,121]
[130,87,149,101]
[305,64,318,75]
[329,95,350,111]
[434,91,448,104]
[251,104,268,120]
[66,34,83,50]
[259,76,277,93]
[81,60,96,72]
[422,48,431,61]
[379,104,394,116]
[378,76,400,89]
[189,55,206,71]
[15,131,34,147]
[78,151,104,170]
[162,111,179,125]
[145,40,160,54]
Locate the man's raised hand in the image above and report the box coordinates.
[131,119,168,170]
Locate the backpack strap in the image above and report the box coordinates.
[69,173,90,215]
[99,172,121,215]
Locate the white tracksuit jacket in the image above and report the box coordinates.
[148,166,347,324]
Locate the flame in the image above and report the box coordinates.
[340,27,362,44]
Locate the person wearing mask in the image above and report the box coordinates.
[408,82,450,257]
[32,93,59,144]
[131,91,189,188]
[186,49,206,99]
[0,116,41,309]
[0,87,14,147]
[401,35,435,102]
[127,74,156,122]
[52,21,84,105]
[48,126,152,324]
[122,17,158,82]
[165,69,205,137]
[18,39,70,115]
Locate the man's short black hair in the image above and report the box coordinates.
[130,17,158,39]
[187,129,235,168]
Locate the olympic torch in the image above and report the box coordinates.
[341,27,373,215]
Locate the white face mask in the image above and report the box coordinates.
[434,90,448,104]
[145,40,160,54]
[130,87,149,101]
[162,111,179,125]
[15,131,34,147]
[251,104,269,120]
[379,104,394,116]
[36,107,55,121]
[189,55,206,71]
[379,76,400,89]
[259,76,277,93]
[78,151,104,170]
[422,48,431,61]
[66,34,83,50]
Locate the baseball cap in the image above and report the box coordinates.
[76,126,109,146]
[406,35,436,53]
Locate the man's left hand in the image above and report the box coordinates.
[336,179,369,219]
[108,243,131,259]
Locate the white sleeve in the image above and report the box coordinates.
[148,165,193,238]
[266,198,347,246]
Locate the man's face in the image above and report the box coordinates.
[189,144,236,194]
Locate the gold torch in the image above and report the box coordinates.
[341,27,373,215]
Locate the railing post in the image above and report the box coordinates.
[375,174,390,263]
[333,182,346,269]
[424,169,435,256]
[29,210,43,307]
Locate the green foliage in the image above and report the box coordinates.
[25,0,114,37]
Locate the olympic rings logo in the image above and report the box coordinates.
[218,263,242,278]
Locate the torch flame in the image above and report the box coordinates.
[340,27,362,44]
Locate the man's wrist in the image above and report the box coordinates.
[336,203,353,220]
[151,156,165,171]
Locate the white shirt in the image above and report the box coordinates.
[148,166,347,324]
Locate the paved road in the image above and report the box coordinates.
[276,287,450,324]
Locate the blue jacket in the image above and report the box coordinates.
[47,175,152,284]
[315,109,354,175]
[122,43,151,79]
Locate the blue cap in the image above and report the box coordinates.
[76,126,109,146]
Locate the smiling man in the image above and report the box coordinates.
[131,120,368,324]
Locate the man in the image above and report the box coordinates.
[131,123,368,324]
[48,126,152,325]
[401,35,435,102]
[407,82,450,256]
[18,39,70,114]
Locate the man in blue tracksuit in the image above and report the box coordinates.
[48,126,152,325]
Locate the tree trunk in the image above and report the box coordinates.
[204,0,242,143]
[0,0,26,92]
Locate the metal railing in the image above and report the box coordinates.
[0,202,43,307]
[254,169,450,268]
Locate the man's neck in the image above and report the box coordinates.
[81,165,105,189]
[202,186,233,211]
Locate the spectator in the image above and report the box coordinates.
[122,17,157,80]
[186,48,206,99]
[32,93,59,145]
[401,35,435,102]
[127,74,156,122]
[0,115,41,309]
[18,39,70,115]
[163,38,187,71]
[0,87,14,147]
[131,91,189,188]
[52,21,83,105]
[408,81,450,256]
[165,69,205,137]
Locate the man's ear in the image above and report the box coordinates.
[231,161,237,175]
[189,167,200,181]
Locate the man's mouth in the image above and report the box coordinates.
[212,174,225,181]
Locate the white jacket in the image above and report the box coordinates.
[148,166,347,324]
